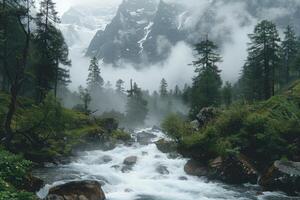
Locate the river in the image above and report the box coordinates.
[35,128,298,200]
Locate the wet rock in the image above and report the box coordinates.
[142,151,148,156]
[209,154,258,184]
[45,180,105,200]
[259,160,300,195]
[155,139,177,153]
[167,152,181,159]
[136,131,157,145]
[156,165,169,175]
[179,176,188,181]
[184,159,208,177]
[23,174,44,192]
[111,165,120,170]
[152,125,161,132]
[123,156,138,166]
[195,107,219,128]
[94,155,112,164]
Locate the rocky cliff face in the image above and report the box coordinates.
[86,0,300,65]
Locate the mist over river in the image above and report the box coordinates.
[34,128,297,200]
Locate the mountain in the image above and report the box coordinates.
[59,6,117,47]
[86,0,300,65]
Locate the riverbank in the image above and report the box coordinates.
[35,128,295,200]
[0,92,131,199]
[162,81,300,196]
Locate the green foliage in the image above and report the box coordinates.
[87,57,104,91]
[0,150,32,188]
[0,150,36,200]
[241,20,281,101]
[126,82,148,127]
[190,38,222,118]
[162,113,194,143]
[111,130,131,141]
[163,82,300,168]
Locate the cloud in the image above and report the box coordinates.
[69,42,195,93]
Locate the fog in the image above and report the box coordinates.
[55,0,297,126]
[65,0,258,92]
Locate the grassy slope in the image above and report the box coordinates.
[163,80,300,171]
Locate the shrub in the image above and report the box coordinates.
[161,113,194,143]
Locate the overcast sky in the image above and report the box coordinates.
[50,0,122,15]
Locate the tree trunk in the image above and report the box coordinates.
[3,0,31,148]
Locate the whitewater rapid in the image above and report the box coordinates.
[36,128,297,200]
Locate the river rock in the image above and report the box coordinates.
[259,160,300,195]
[136,131,156,145]
[94,155,112,164]
[45,180,105,200]
[23,174,44,192]
[123,156,138,166]
[184,159,208,177]
[151,126,161,132]
[156,165,169,175]
[155,139,177,153]
[209,154,258,184]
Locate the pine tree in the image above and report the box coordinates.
[174,85,182,97]
[159,78,168,97]
[222,81,233,107]
[190,37,222,117]
[126,81,148,127]
[280,25,298,85]
[79,86,91,115]
[87,57,104,91]
[34,0,70,102]
[115,79,125,93]
[242,20,280,101]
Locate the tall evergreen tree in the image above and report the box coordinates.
[173,85,182,97]
[1,0,34,147]
[280,25,298,85]
[87,57,104,91]
[159,78,168,97]
[242,20,280,101]
[126,81,148,127]
[34,0,70,101]
[190,37,222,117]
[115,79,125,93]
[222,81,233,107]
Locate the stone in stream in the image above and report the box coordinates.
[136,131,157,145]
[123,156,138,166]
[45,180,105,200]
[156,165,169,175]
[122,156,138,173]
[184,159,208,177]
[94,155,112,164]
[209,154,258,184]
[155,139,177,153]
[259,160,300,195]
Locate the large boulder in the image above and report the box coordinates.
[45,180,105,200]
[23,174,44,192]
[209,154,258,184]
[195,107,219,128]
[155,139,177,153]
[259,160,300,195]
[136,131,157,145]
[184,159,208,177]
[123,156,138,166]
[122,156,138,172]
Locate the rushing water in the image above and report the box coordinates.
[35,128,299,200]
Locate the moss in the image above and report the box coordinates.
[111,129,131,141]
